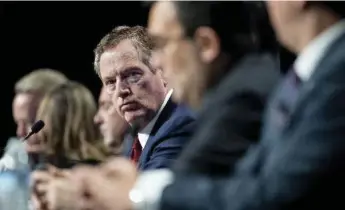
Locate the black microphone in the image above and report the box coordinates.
[23,120,45,141]
[21,120,46,170]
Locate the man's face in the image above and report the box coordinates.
[12,93,40,153]
[94,87,129,149]
[148,1,205,106]
[12,93,38,138]
[99,39,167,128]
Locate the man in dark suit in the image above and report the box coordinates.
[93,25,195,170]
[153,2,345,210]
[146,1,280,176]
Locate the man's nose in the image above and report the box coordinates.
[115,80,131,98]
[94,112,103,125]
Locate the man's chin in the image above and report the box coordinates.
[125,111,146,125]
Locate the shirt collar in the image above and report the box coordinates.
[294,20,345,81]
[137,89,173,148]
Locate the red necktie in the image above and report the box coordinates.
[130,136,142,164]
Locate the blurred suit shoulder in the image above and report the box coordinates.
[174,52,281,176]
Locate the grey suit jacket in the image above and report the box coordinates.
[173,53,280,176]
[160,33,345,210]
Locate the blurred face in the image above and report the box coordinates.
[148,2,219,108]
[99,39,167,128]
[265,1,304,52]
[12,93,40,153]
[94,87,129,149]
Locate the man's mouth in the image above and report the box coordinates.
[121,102,140,112]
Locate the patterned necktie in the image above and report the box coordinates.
[263,68,303,139]
[277,68,302,117]
[130,136,142,164]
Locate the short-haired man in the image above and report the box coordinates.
[94,86,129,155]
[0,69,68,171]
[13,69,68,153]
[94,25,195,170]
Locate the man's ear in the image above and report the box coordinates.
[156,68,168,87]
[193,26,220,64]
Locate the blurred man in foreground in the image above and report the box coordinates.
[148,1,279,175]
[94,86,129,155]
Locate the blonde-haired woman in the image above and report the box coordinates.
[32,81,109,168]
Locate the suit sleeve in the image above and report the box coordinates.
[161,84,345,210]
[174,93,260,176]
[143,118,196,170]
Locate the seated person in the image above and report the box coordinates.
[94,86,129,155]
[30,81,109,168]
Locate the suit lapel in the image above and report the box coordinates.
[122,133,134,157]
[201,53,280,113]
[284,32,345,132]
[137,99,177,169]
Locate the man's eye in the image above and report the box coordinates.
[127,73,141,83]
[130,72,140,77]
[105,80,116,85]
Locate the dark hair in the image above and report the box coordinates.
[318,2,345,18]
[247,2,278,53]
[172,2,259,58]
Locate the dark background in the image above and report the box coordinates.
[0,2,295,153]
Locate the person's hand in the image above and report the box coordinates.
[45,168,81,210]
[31,167,54,210]
[72,157,138,210]
[31,165,76,210]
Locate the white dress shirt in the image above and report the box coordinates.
[130,169,174,210]
[137,89,173,148]
[294,20,345,81]
[0,137,29,172]
[130,20,345,210]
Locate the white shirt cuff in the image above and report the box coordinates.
[130,169,174,210]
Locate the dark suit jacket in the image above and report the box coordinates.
[123,99,196,170]
[161,31,345,209]
[173,53,280,176]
